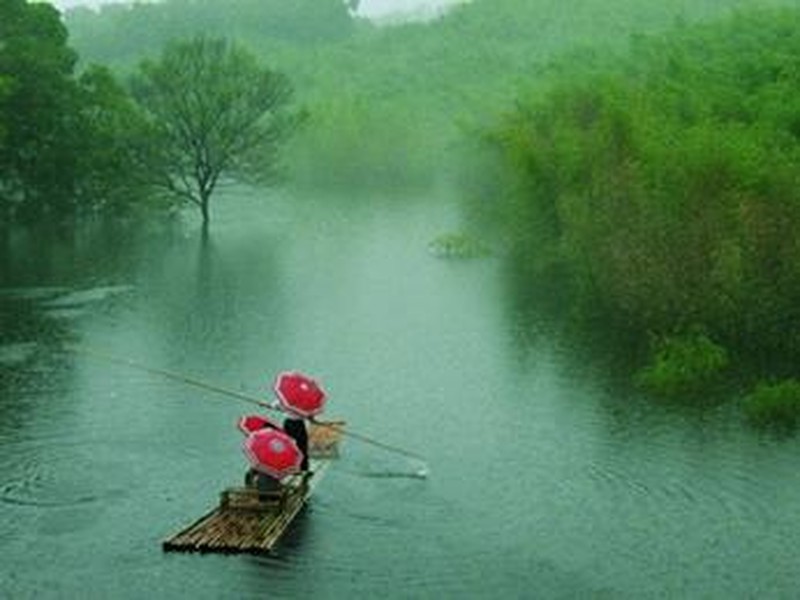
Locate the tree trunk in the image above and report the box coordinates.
[200,193,210,227]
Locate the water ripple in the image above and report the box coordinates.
[579,436,780,529]
[0,438,126,510]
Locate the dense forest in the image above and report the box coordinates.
[477,8,800,426]
[62,0,800,189]
[4,0,800,425]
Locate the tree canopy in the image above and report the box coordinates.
[131,36,296,225]
[0,0,78,216]
[481,8,800,395]
[0,0,147,221]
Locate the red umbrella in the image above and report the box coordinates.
[273,371,327,417]
[242,428,303,480]
[237,414,278,435]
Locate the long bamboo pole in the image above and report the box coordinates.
[69,345,429,472]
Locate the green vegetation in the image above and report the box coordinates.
[131,36,297,225]
[0,0,146,220]
[428,232,491,259]
[744,380,800,431]
[65,0,359,67]
[63,0,795,192]
[481,9,800,408]
[5,0,800,423]
[635,331,729,398]
[0,2,300,226]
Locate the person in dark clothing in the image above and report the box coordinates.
[283,416,309,472]
[244,468,282,492]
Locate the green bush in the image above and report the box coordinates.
[743,379,800,431]
[428,232,491,259]
[635,331,729,397]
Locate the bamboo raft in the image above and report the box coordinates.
[162,420,345,555]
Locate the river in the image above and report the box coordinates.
[1,187,798,598]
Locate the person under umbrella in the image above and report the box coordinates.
[272,371,328,474]
[240,415,281,490]
[242,427,303,498]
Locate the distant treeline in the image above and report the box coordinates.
[4,0,797,213]
[62,0,797,190]
[479,9,800,420]
[65,0,359,67]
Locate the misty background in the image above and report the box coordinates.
[49,0,469,20]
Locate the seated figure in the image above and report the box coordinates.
[244,468,282,496]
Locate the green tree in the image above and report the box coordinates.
[0,0,148,221]
[0,0,79,217]
[73,65,155,213]
[131,36,296,226]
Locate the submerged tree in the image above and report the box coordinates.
[131,36,296,225]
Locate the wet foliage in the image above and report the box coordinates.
[61,0,798,192]
[744,379,800,432]
[130,36,297,225]
[480,8,800,408]
[634,330,729,398]
[428,232,491,259]
[0,0,151,221]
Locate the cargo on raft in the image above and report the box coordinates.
[162,420,345,555]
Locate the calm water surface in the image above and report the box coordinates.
[1,188,799,599]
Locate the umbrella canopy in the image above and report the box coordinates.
[273,371,327,417]
[237,414,278,435]
[242,427,303,480]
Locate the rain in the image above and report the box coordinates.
[3,0,800,597]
